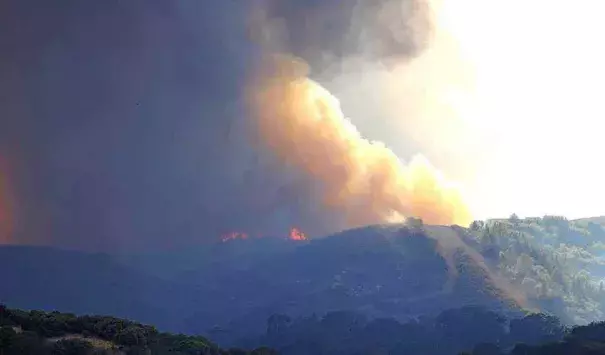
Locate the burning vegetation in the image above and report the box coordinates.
[220,227,308,243]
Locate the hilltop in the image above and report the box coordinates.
[575,216,605,227]
[0,223,523,344]
[467,215,605,324]
[2,216,605,344]
[0,304,274,355]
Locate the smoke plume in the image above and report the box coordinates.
[0,0,473,249]
[247,54,471,231]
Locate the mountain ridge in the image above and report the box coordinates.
[4,215,605,344]
[0,222,526,345]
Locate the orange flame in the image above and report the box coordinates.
[289,227,308,241]
[220,228,309,243]
[220,232,249,242]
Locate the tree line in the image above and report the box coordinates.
[0,304,276,355]
[4,303,605,354]
[247,306,566,355]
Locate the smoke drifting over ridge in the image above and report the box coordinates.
[247,0,471,231]
[0,0,470,249]
[247,55,471,230]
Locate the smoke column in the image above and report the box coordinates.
[0,0,476,249]
[249,0,605,224]
[247,55,471,230]
[14,0,600,249]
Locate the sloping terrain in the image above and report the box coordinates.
[574,216,605,226]
[178,225,522,343]
[25,214,605,343]
[0,305,269,355]
[466,216,605,324]
[0,224,524,345]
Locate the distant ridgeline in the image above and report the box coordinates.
[247,305,605,355]
[466,215,605,324]
[0,305,275,355]
[2,215,605,349]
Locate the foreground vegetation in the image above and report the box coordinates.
[3,216,604,343]
[252,306,605,355]
[251,306,565,355]
[3,215,605,354]
[461,321,605,354]
[0,304,275,355]
[2,303,605,354]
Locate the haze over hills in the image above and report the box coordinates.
[2,215,605,346]
[575,216,605,227]
[2,1,605,354]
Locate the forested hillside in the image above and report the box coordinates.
[0,226,524,344]
[466,215,605,323]
[2,216,605,346]
[460,321,605,355]
[5,303,605,355]
[246,306,566,355]
[0,305,274,355]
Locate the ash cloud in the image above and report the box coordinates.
[247,54,470,233]
[0,0,444,250]
[249,0,433,69]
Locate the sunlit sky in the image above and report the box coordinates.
[439,0,605,219]
[329,0,605,221]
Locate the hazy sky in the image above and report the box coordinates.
[321,0,605,220]
[1,0,603,249]
[430,0,605,220]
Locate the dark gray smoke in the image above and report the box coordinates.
[0,0,433,250]
[250,0,433,70]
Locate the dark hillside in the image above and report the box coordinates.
[0,304,273,355]
[0,223,534,344]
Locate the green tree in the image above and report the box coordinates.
[116,327,146,347]
[0,326,17,355]
[472,342,501,355]
[407,217,424,229]
[251,347,278,355]
[51,339,93,355]
[9,331,47,355]
[267,314,291,336]
[0,305,7,327]
[470,220,485,231]
[509,213,520,224]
